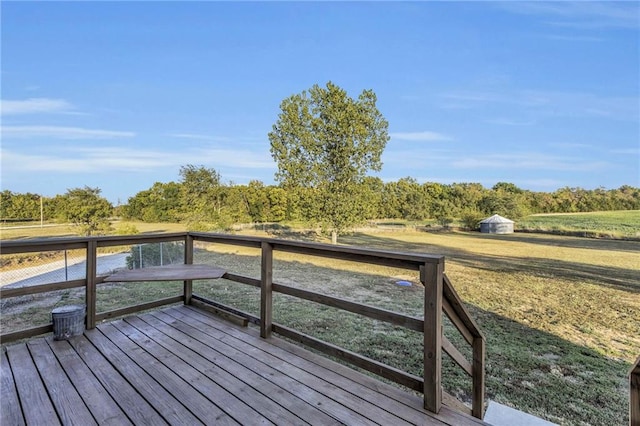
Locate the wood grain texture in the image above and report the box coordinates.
[2,305,485,426]
[103,263,225,282]
[6,343,60,425]
[1,349,25,426]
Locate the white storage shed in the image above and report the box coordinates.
[480,214,514,234]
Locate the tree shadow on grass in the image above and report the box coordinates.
[194,247,632,425]
[340,233,639,294]
[466,304,630,425]
[480,231,639,253]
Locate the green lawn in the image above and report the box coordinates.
[518,210,640,238]
[195,228,639,425]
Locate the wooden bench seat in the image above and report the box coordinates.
[104,264,226,282]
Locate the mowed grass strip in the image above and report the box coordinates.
[518,210,640,238]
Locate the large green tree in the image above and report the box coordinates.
[269,81,389,243]
[59,187,113,236]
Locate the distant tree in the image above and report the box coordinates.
[269,82,389,243]
[266,186,288,222]
[460,209,485,231]
[178,165,223,228]
[0,190,43,221]
[58,187,113,236]
[243,180,270,223]
[123,181,181,222]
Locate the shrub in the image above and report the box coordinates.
[460,210,484,231]
[114,223,140,235]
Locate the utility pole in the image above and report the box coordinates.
[40,196,44,227]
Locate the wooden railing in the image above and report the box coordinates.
[0,232,485,419]
[632,356,640,426]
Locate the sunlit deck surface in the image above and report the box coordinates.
[2,305,485,426]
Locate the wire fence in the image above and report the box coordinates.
[0,242,185,289]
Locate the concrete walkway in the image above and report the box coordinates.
[0,253,129,288]
[484,401,558,426]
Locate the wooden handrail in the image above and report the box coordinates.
[0,232,485,419]
[631,355,640,426]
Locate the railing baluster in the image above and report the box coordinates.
[86,239,97,329]
[422,259,444,414]
[260,241,273,338]
[184,235,194,304]
[472,336,485,419]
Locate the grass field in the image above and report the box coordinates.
[1,217,639,425]
[210,229,637,425]
[518,210,640,239]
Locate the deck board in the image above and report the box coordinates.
[27,338,97,426]
[116,316,317,426]
[6,343,61,425]
[1,350,25,426]
[46,337,131,425]
[163,307,415,426]
[2,304,486,426]
[147,309,376,425]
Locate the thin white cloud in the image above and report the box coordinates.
[515,178,565,188]
[497,2,639,29]
[610,148,640,155]
[170,133,232,142]
[1,145,275,174]
[1,125,135,139]
[1,98,74,115]
[390,131,453,142]
[452,153,609,172]
[440,90,639,122]
[543,34,604,42]
[485,118,536,126]
[549,142,594,150]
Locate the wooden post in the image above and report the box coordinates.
[631,355,640,426]
[260,241,273,339]
[472,336,485,419]
[422,260,443,414]
[85,240,97,329]
[184,235,194,305]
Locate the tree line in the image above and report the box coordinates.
[2,82,639,239]
[2,175,638,229]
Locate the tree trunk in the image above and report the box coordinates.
[331,230,338,245]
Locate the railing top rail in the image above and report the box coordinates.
[0,233,189,254]
[190,232,444,269]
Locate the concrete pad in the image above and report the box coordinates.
[484,401,558,426]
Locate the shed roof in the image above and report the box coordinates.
[480,214,514,224]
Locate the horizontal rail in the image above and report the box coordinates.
[191,294,259,325]
[191,232,443,268]
[270,239,443,269]
[97,234,187,247]
[95,295,184,322]
[222,272,260,287]
[0,233,188,253]
[190,299,249,327]
[272,322,424,392]
[273,282,424,331]
[190,232,263,248]
[1,324,53,343]
[1,279,85,298]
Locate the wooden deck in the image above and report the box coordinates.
[2,305,486,426]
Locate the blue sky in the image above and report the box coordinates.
[1,1,638,204]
